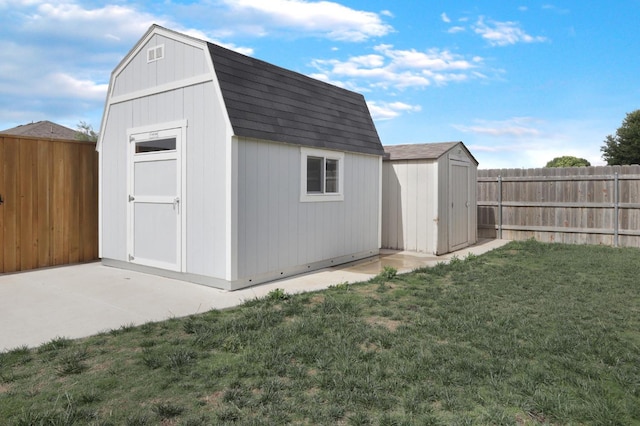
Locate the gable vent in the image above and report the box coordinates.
[147,45,165,63]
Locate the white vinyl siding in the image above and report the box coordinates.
[382,160,439,253]
[100,81,230,280]
[100,102,130,262]
[112,34,208,98]
[237,138,379,281]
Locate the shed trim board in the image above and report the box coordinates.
[226,137,238,282]
[102,247,377,291]
[98,24,384,290]
[378,156,383,249]
[108,74,214,106]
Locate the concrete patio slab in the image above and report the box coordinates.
[0,239,510,351]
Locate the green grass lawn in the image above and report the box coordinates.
[2,240,640,425]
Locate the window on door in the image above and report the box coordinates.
[135,137,176,153]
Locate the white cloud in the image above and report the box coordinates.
[375,44,476,71]
[367,101,421,120]
[49,73,108,101]
[458,117,608,169]
[542,4,570,14]
[219,0,392,41]
[184,29,256,55]
[454,117,542,137]
[24,2,159,42]
[311,44,482,92]
[441,12,451,23]
[473,16,547,46]
[447,26,465,34]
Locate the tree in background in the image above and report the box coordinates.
[545,156,591,167]
[75,120,98,142]
[601,109,640,165]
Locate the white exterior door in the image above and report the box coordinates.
[449,161,470,251]
[128,126,184,271]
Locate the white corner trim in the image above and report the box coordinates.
[206,47,235,138]
[98,139,103,258]
[225,137,238,281]
[378,156,382,249]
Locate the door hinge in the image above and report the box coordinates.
[128,195,135,202]
[128,254,134,261]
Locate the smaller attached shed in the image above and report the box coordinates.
[381,142,478,255]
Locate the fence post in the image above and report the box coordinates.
[498,175,503,240]
[614,172,619,247]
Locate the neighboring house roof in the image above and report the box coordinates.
[207,42,384,156]
[384,142,478,164]
[0,120,78,140]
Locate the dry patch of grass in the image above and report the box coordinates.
[364,315,402,332]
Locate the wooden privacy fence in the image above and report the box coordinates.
[0,135,99,273]
[478,165,640,248]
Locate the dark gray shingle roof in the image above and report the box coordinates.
[0,121,78,140]
[208,43,384,156]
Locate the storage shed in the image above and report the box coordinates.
[97,25,384,290]
[381,142,478,255]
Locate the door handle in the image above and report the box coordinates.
[173,197,180,212]
[0,194,3,205]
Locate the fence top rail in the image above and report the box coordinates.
[0,134,96,146]
[478,174,640,183]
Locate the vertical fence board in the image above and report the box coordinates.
[52,141,66,266]
[0,135,99,273]
[19,138,37,270]
[3,138,19,272]
[79,143,99,262]
[37,141,52,267]
[0,138,4,272]
[67,144,81,264]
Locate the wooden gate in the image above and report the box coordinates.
[0,135,98,273]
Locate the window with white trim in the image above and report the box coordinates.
[300,148,344,202]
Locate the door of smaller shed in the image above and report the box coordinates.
[127,127,184,272]
[449,160,471,251]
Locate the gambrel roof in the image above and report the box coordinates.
[98,25,384,157]
[208,43,384,156]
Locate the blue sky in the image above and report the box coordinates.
[1,0,638,168]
